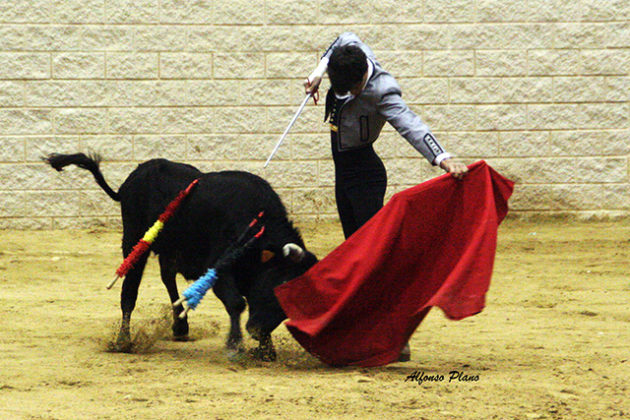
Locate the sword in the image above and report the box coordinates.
[264,92,313,168]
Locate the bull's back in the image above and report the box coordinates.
[152,169,296,278]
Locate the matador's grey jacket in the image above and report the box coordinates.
[323,32,448,165]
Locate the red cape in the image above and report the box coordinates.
[274,161,514,367]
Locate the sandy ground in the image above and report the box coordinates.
[0,218,628,419]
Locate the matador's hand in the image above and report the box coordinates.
[440,158,468,180]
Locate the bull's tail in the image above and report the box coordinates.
[44,153,120,202]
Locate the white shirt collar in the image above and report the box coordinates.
[335,59,374,100]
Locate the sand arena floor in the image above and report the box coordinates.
[0,219,628,419]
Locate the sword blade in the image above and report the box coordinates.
[264,93,312,168]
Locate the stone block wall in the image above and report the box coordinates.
[0,0,628,228]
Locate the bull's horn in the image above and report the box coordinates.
[282,243,305,262]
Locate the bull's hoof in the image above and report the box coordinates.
[397,343,411,362]
[109,337,133,353]
[249,346,277,362]
[172,334,190,342]
[172,319,189,339]
[226,347,247,362]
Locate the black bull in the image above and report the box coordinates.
[46,153,318,361]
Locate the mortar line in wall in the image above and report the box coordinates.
[3,181,628,194]
[2,99,629,109]
[4,20,630,26]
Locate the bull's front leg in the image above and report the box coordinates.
[212,273,246,357]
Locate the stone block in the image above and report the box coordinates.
[577,103,630,130]
[51,0,105,23]
[25,81,110,107]
[238,79,304,106]
[81,135,134,160]
[292,188,337,214]
[499,131,551,157]
[134,135,187,161]
[374,130,423,159]
[52,216,118,230]
[79,190,121,216]
[214,0,265,24]
[263,25,330,53]
[582,0,630,21]
[0,137,24,162]
[0,1,52,23]
[511,184,630,211]
[98,162,139,188]
[501,78,553,103]
[476,50,528,76]
[265,0,318,24]
[25,136,81,162]
[383,158,427,186]
[528,50,581,76]
[135,26,187,52]
[130,81,190,107]
[159,107,213,134]
[424,50,474,77]
[555,23,609,48]
[211,107,268,134]
[188,80,242,106]
[189,134,287,162]
[450,78,503,104]
[527,0,582,22]
[48,26,134,52]
[422,105,476,131]
[397,78,449,105]
[266,53,317,79]
[551,130,630,156]
[447,131,500,157]
[528,104,580,130]
[160,0,213,24]
[53,53,105,79]
[319,0,372,24]
[477,104,528,131]
[105,0,159,24]
[267,106,326,134]
[477,0,530,22]
[0,25,53,51]
[214,54,265,79]
[605,23,630,48]
[0,109,53,135]
[0,53,49,79]
[261,161,318,188]
[581,49,630,75]
[54,108,108,134]
[290,134,330,161]
[375,52,423,78]
[0,191,80,217]
[189,26,268,53]
[369,1,424,24]
[0,217,52,230]
[160,53,213,79]
[108,108,161,134]
[489,157,627,184]
[425,0,475,22]
[318,160,335,187]
[0,81,24,106]
[107,53,159,79]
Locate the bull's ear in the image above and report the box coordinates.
[261,250,275,263]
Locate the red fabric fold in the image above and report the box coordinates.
[274,160,514,367]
